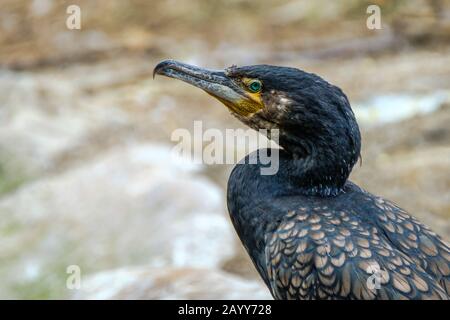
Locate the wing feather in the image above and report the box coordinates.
[264,205,449,300]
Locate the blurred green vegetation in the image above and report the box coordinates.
[0,161,26,196]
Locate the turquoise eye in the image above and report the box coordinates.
[248,80,262,93]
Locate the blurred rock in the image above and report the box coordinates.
[0,68,132,177]
[30,0,54,17]
[72,266,271,300]
[0,143,235,298]
[354,91,450,126]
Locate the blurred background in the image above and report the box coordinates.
[0,0,449,299]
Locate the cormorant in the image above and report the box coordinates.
[153,60,450,300]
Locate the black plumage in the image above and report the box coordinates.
[154,60,450,300]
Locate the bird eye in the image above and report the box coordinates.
[247,80,262,93]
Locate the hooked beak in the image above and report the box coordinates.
[153,60,262,116]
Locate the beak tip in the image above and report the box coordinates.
[153,59,178,80]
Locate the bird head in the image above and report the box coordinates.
[154,60,361,192]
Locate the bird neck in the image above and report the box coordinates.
[277,126,361,197]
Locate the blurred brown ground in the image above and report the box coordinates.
[0,0,449,299]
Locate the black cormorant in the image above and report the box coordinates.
[153,60,450,300]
